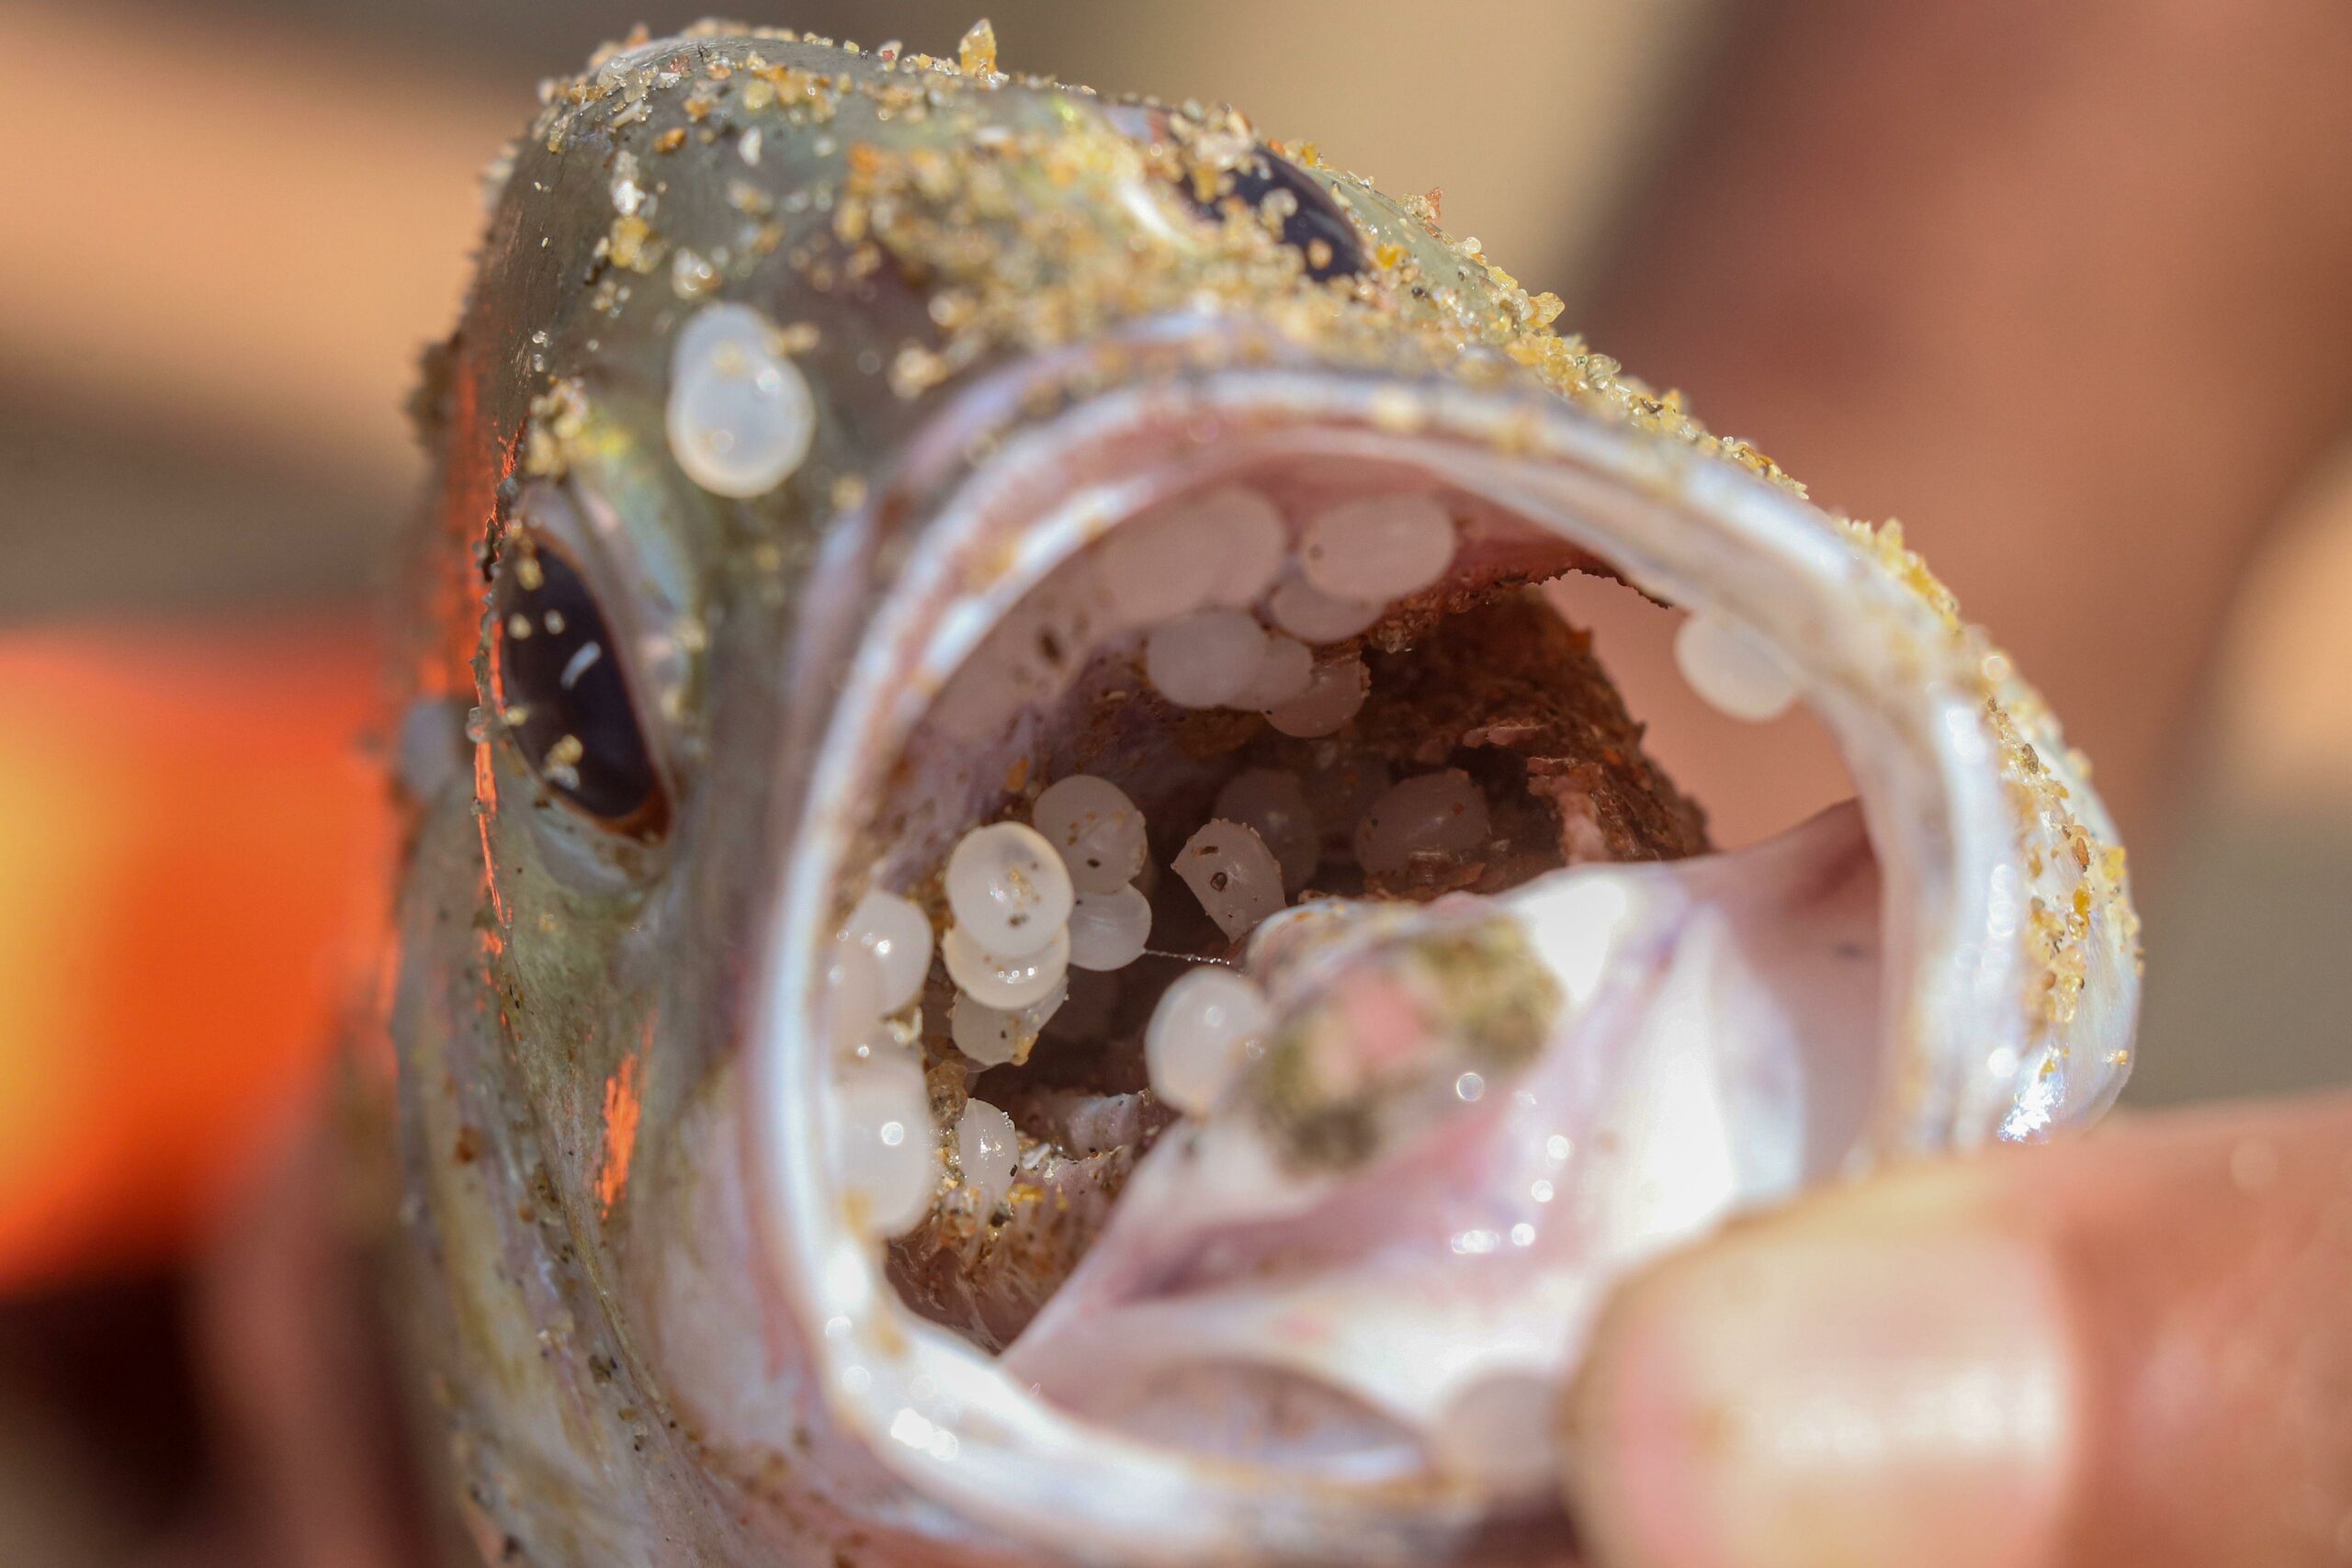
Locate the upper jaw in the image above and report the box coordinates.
[732,318,2137,1561]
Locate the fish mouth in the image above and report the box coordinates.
[749,323,2133,1561]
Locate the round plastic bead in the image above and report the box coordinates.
[945,820,1074,957]
[665,303,815,498]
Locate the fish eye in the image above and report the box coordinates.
[1182,143,1367,281]
[491,520,669,839]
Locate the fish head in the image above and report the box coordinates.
[391,27,2141,1566]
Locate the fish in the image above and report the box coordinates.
[390,21,2142,1565]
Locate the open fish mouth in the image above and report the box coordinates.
[754,325,2140,1558]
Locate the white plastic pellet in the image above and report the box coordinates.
[1264,653,1370,738]
[1094,501,1220,626]
[1067,885,1153,971]
[821,939,883,1053]
[981,570,1102,707]
[943,923,1070,1010]
[838,1019,909,1066]
[1144,609,1271,709]
[1231,633,1315,711]
[1172,818,1288,942]
[665,303,816,498]
[949,974,1067,1066]
[1243,897,1370,977]
[944,821,1073,956]
[956,1098,1021,1211]
[1031,773,1148,894]
[1213,769,1321,891]
[830,1049,938,1235]
[1673,613,1798,723]
[1298,493,1455,604]
[1144,968,1272,1115]
[842,888,933,1014]
[1354,769,1492,875]
[1265,570,1384,643]
[1194,487,1290,607]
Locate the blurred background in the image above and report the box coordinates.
[0,0,2345,1560]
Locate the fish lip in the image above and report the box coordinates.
[741,313,2136,1560]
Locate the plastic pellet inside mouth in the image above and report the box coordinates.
[1144,609,1270,709]
[830,1049,938,1237]
[1213,769,1318,892]
[946,821,1074,956]
[951,976,1068,1066]
[1173,818,1287,942]
[956,1098,1020,1211]
[1032,773,1148,894]
[1355,770,1492,876]
[1298,492,1455,603]
[944,924,1070,1010]
[1067,886,1153,971]
[1143,968,1272,1115]
[1674,611,1798,722]
[842,888,933,1013]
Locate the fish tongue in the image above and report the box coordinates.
[1001,803,1883,1486]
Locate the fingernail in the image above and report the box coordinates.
[1560,1178,2078,1568]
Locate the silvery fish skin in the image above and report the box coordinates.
[391,25,2142,1566]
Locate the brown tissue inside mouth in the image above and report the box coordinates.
[888,583,1711,1351]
